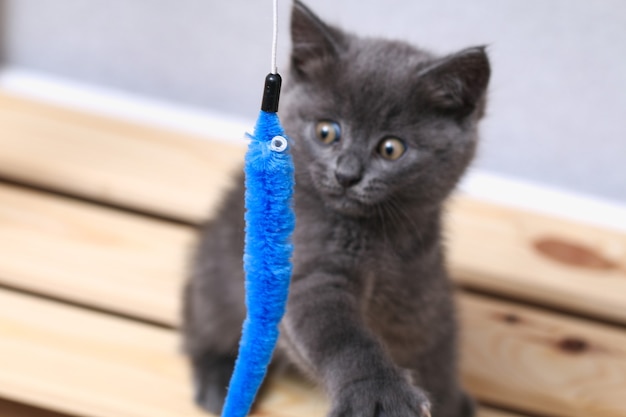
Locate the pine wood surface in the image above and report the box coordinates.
[448,196,626,324]
[0,182,192,325]
[460,294,626,417]
[0,288,518,417]
[0,289,327,417]
[0,93,245,221]
[1,183,626,416]
[1,92,624,325]
[2,91,625,416]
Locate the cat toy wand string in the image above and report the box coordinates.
[220,0,295,416]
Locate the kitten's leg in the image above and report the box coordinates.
[282,272,431,417]
[190,353,237,415]
[182,178,249,414]
[406,320,474,417]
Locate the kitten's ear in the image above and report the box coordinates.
[419,46,491,118]
[290,0,345,78]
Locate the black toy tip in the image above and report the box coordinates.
[261,73,282,113]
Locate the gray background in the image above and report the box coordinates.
[1,0,624,202]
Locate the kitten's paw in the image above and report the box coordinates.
[329,377,431,417]
[190,354,236,415]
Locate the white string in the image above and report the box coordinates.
[271,0,279,74]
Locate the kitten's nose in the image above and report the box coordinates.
[335,154,363,188]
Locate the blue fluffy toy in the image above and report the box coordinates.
[219,2,295,414]
[220,69,295,417]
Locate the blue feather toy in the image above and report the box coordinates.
[219,3,295,415]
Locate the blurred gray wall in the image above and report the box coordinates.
[1,0,625,202]
[0,0,5,65]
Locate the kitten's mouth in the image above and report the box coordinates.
[321,188,376,217]
[309,171,379,217]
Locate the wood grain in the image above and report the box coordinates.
[0,289,328,417]
[1,91,625,325]
[460,293,626,417]
[0,182,192,325]
[1,184,624,416]
[0,93,245,222]
[0,288,511,417]
[447,197,626,324]
[2,92,626,417]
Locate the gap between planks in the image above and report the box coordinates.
[0,398,75,417]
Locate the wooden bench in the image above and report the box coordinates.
[1,92,625,417]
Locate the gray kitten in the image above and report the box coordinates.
[183,2,490,417]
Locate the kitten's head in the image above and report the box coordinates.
[281,1,490,217]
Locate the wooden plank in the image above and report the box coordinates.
[2,92,626,416]
[461,293,626,417]
[0,288,512,417]
[3,283,621,417]
[448,196,626,324]
[1,180,623,416]
[0,182,193,325]
[1,92,625,324]
[0,289,327,417]
[0,92,245,222]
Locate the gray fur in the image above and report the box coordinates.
[183,1,490,416]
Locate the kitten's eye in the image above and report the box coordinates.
[377,137,406,160]
[315,120,341,144]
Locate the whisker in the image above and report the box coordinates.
[385,196,424,248]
